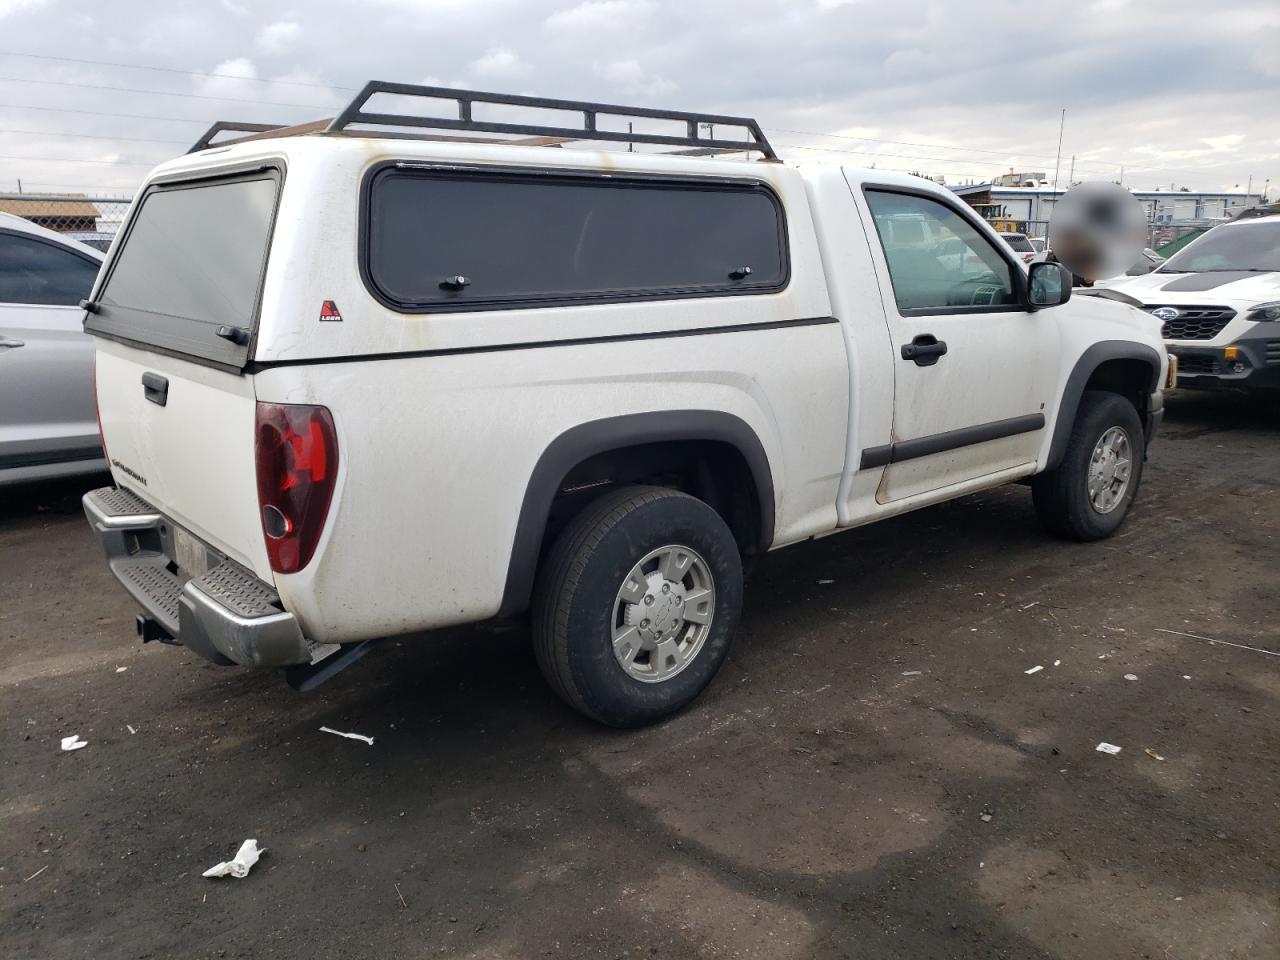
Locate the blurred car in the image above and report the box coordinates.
[1038,246,1166,278]
[1104,214,1280,395]
[0,212,105,484]
[1000,231,1037,263]
[63,231,117,253]
[1029,236,1047,253]
[1125,247,1166,276]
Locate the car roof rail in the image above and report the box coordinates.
[189,121,292,154]
[324,80,778,160]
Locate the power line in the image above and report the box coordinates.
[777,141,1019,172]
[0,49,357,92]
[0,154,157,166]
[4,180,138,192]
[0,51,1140,177]
[0,49,1127,171]
[0,127,188,145]
[0,102,209,124]
[0,76,334,110]
[773,126,1123,171]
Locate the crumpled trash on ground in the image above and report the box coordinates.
[203,839,264,879]
[60,735,87,752]
[1095,742,1123,755]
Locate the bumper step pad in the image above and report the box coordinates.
[83,487,310,668]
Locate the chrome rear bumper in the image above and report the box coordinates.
[83,486,310,667]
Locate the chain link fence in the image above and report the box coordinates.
[0,192,135,252]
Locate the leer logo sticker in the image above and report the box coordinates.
[319,300,343,322]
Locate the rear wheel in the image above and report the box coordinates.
[1033,390,1145,541]
[532,486,743,727]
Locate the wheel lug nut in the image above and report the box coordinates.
[662,584,670,594]
[644,596,653,605]
[640,619,649,628]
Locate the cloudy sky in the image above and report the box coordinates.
[0,0,1276,198]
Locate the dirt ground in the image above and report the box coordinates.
[2,391,1278,960]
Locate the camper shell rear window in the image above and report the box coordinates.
[86,166,282,370]
[360,164,789,312]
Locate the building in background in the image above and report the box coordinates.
[951,183,1264,230]
[0,193,100,232]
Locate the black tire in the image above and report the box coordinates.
[1033,390,1145,541]
[532,485,743,728]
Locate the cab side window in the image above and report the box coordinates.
[864,190,1018,312]
[0,231,100,306]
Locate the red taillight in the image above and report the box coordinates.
[254,402,338,574]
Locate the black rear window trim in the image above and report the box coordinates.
[87,160,286,373]
[357,160,791,314]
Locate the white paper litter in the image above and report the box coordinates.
[126,725,137,735]
[1182,675,1191,680]
[901,670,922,676]
[817,579,834,585]
[60,735,87,752]
[1024,665,1044,675]
[1124,673,1138,681]
[1095,742,1122,755]
[1053,659,1062,667]
[202,839,263,879]
[319,725,374,746]
[115,666,127,673]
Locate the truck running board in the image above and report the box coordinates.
[284,639,381,692]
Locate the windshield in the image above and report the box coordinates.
[1002,234,1033,253]
[87,171,280,369]
[1159,222,1280,273]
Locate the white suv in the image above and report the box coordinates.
[1104,215,1280,394]
[81,83,1169,726]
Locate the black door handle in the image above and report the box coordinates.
[901,334,948,367]
[142,371,168,406]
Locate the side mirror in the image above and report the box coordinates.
[1027,261,1072,310]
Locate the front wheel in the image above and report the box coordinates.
[532,486,743,727]
[1033,390,1145,541]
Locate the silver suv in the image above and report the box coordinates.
[0,212,105,484]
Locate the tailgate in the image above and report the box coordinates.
[84,162,282,579]
[95,339,270,579]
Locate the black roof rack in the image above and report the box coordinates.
[189,121,287,154]
[325,81,778,160]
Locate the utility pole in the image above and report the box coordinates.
[1246,174,1252,200]
[1051,108,1065,193]
[16,178,21,194]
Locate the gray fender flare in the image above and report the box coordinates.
[498,410,776,617]
[1045,340,1162,472]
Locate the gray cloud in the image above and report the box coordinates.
[0,0,1275,195]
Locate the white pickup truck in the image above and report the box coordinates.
[82,83,1169,726]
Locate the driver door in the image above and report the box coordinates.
[857,185,1058,502]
